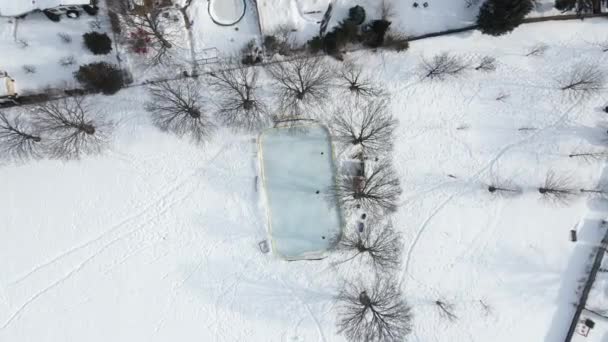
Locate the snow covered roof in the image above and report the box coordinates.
[0,0,90,17]
[572,310,608,342]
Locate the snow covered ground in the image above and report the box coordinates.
[2,15,608,342]
[256,0,572,43]
[0,11,114,93]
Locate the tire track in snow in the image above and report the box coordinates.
[278,278,327,342]
[1,182,199,330]
[1,138,248,329]
[7,139,241,288]
[400,99,581,287]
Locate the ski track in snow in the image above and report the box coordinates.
[278,278,327,342]
[2,139,246,330]
[7,139,241,288]
[400,98,582,287]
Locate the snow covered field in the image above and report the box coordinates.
[2,15,608,342]
[260,124,342,260]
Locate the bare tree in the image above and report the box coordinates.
[558,64,605,100]
[330,100,397,155]
[336,278,412,342]
[474,56,496,72]
[465,0,481,7]
[266,56,334,116]
[337,219,403,273]
[0,111,43,161]
[435,300,458,322]
[208,63,269,130]
[580,186,608,199]
[485,178,522,197]
[524,43,548,57]
[332,160,402,214]
[380,0,396,21]
[146,78,214,144]
[33,97,111,159]
[109,0,182,66]
[421,53,470,80]
[569,150,608,163]
[538,170,579,204]
[337,62,386,98]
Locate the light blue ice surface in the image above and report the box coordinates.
[260,125,343,260]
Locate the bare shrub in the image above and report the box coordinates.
[435,300,458,322]
[332,160,402,214]
[525,43,548,57]
[474,56,496,72]
[337,62,385,98]
[0,111,43,161]
[485,178,522,197]
[558,64,605,100]
[208,64,269,130]
[145,78,214,144]
[380,0,396,21]
[33,97,111,159]
[421,52,469,80]
[59,56,77,67]
[266,56,333,116]
[263,25,298,56]
[336,278,412,342]
[57,32,72,44]
[538,170,579,204]
[330,100,397,156]
[22,65,36,74]
[337,219,403,273]
[17,39,29,49]
[568,149,608,163]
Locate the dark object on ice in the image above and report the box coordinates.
[423,2,429,7]
[321,152,324,155]
[322,236,326,240]
[604,105,608,113]
[361,213,367,220]
[413,2,419,7]
[357,221,365,232]
[316,190,320,194]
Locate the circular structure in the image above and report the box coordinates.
[208,0,246,26]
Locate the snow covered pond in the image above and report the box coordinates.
[208,0,246,26]
[259,124,342,260]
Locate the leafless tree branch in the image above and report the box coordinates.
[330,100,397,156]
[421,53,470,80]
[538,170,579,205]
[266,56,334,116]
[145,78,215,144]
[336,278,412,342]
[558,64,605,100]
[33,97,111,159]
[208,63,270,130]
[337,219,403,273]
[331,160,402,214]
[337,62,386,98]
[0,111,43,161]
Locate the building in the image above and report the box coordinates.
[0,1,93,18]
[0,71,18,104]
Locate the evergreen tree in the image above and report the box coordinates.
[477,0,533,36]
